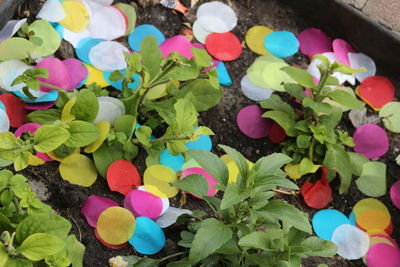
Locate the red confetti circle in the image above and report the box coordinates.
[107,160,141,195]
[205,32,242,61]
[0,94,28,128]
[358,76,395,109]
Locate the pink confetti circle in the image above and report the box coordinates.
[366,243,400,267]
[182,167,218,198]
[124,189,163,220]
[237,105,273,139]
[81,195,119,228]
[297,28,332,57]
[353,124,389,159]
[390,181,400,209]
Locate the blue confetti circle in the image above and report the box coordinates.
[264,31,299,58]
[159,149,184,172]
[312,209,351,241]
[128,24,165,51]
[129,216,166,255]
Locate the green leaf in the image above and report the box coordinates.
[0,244,8,267]
[191,47,212,67]
[238,229,284,250]
[175,79,223,112]
[356,162,386,197]
[17,233,65,261]
[260,94,296,119]
[64,121,99,147]
[114,115,136,140]
[303,98,333,114]
[164,56,200,81]
[296,135,311,148]
[108,70,124,82]
[140,35,163,79]
[187,149,229,187]
[172,174,209,197]
[14,151,30,171]
[284,83,307,101]
[280,66,316,88]
[262,111,298,137]
[93,143,124,178]
[0,132,17,149]
[263,200,312,233]
[0,37,34,61]
[34,126,70,153]
[16,214,72,243]
[219,145,250,185]
[253,153,292,177]
[348,152,369,176]
[65,235,85,267]
[327,90,364,110]
[27,109,61,125]
[301,237,337,257]
[4,258,32,267]
[299,158,313,175]
[379,102,400,133]
[323,145,352,194]
[135,126,152,147]
[189,218,233,264]
[331,62,367,75]
[220,183,248,210]
[70,89,99,122]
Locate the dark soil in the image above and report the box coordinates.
[7,0,400,266]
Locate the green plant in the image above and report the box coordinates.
[0,170,84,266]
[122,145,337,266]
[2,36,222,177]
[261,55,368,193]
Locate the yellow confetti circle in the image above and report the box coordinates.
[356,209,391,232]
[59,154,97,187]
[96,207,136,245]
[144,165,179,198]
[353,198,389,217]
[245,25,273,55]
[60,1,90,33]
[84,121,111,153]
[84,64,110,88]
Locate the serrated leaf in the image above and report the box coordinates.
[238,229,284,250]
[260,94,296,119]
[189,218,233,264]
[220,183,248,210]
[140,36,163,79]
[323,145,352,194]
[284,83,308,101]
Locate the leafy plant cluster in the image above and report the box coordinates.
[123,146,337,266]
[261,55,379,194]
[1,36,223,177]
[0,170,84,267]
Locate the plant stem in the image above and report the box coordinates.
[309,137,315,161]
[132,134,193,145]
[158,252,185,263]
[273,189,298,196]
[38,81,64,91]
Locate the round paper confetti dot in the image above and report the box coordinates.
[356,209,391,232]
[185,133,212,152]
[379,102,400,133]
[137,186,170,216]
[84,64,110,88]
[84,121,111,154]
[268,122,287,143]
[59,154,97,187]
[297,28,332,57]
[124,190,163,220]
[332,39,356,66]
[0,94,28,128]
[348,53,376,83]
[370,234,399,248]
[60,1,90,32]
[390,181,400,209]
[156,207,192,228]
[63,58,88,91]
[76,38,104,64]
[93,96,125,125]
[89,41,128,72]
[353,198,390,217]
[0,60,32,92]
[159,149,184,172]
[312,209,351,241]
[366,243,400,267]
[144,165,179,198]
[96,207,136,246]
[353,124,389,159]
[245,25,273,55]
[349,212,357,226]
[182,167,218,198]
[88,5,126,40]
[160,35,193,59]
[0,109,10,132]
[301,176,332,209]
[241,75,273,101]
[237,105,273,139]
[264,31,299,58]
[107,160,141,195]
[36,57,70,92]
[24,101,55,111]
[14,123,40,139]
[37,0,66,23]
[192,20,212,44]
[81,195,119,228]
[196,1,237,33]
[369,235,396,247]
[357,76,395,110]
[94,229,127,249]
[205,32,242,61]
[129,216,166,255]
[128,24,165,51]
[331,224,370,260]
